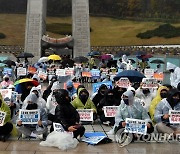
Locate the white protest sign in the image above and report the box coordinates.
[77,109,93,121]
[17,67,27,76]
[0,111,6,126]
[56,69,66,76]
[0,89,12,104]
[125,118,147,135]
[19,109,40,124]
[103,106,118,117]
[65,68,74,76]
[53,122,65,132]
[144,69,154,78]
[142,78,158,89]
[169,110,180,124]
[116,77,131,88]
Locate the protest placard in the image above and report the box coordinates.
[82,72,92,77]
[103,106,118,117]
[3,68,12,76]
[77,109,93,121]
[19,109,40,124]
[0,111,6,126]
[125,118,147,135]
[153,73,164,81]
[144,69,154,78]
[92,81,112,93]
[65,68,74,76]
[17,67,27,76]
[53,122,65,132]
[0,89,12,104]
[64,82,80,89]
[169,110,180,124]
[38,71,47,80]
[90,69,100,79]
[47,68,56,76]
[142,78,158,89]
[28,66,37,74]
[116,77,131,88]
[56,69,66,76]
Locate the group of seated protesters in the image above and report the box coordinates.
[0,75,180,143]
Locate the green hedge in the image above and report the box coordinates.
[0,33,6,39]
[136,24,180,39]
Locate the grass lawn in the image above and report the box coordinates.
[0,14,180,46]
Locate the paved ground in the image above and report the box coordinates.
[0,123,179,154]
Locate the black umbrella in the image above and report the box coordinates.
[17,52,34,58]
[73,56,88,63]
[150,59,164,64]
[2,60,16,66]
[61,59,74,67]
[115,51,130,57]
[114,70,145,82]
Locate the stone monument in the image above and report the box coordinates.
[24,0,47,63]
[24,0,90,62]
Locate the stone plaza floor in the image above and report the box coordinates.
[0,123,179,154]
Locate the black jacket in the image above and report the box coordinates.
[55,103,80,131]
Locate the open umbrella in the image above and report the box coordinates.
[73,56,88,63]
[129,59,136,64]
[101,54,112,60]
[114,70,145,82]
[48,54,61,61]
[2,60,16,66]
[87,51,101,56]
[150,59,164,64]
[38,57,49,63]
[14,78,39,86]
[17,52,34,58]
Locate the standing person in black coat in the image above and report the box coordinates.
[53,89,85,138]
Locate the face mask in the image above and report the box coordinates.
[79,94,88,102]
[142,89,150,95]
[160,93,167,98]
[107,95,114,100]
[100,90,106,95]
[169,69,174,73]
[67,87,73,91]
[123,99,129,105]
[5,78,9,82]
[173,98,179,105]
[26,103,37,110]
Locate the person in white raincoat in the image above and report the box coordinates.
[23,87,46,111]
[114,90,154,135]
[166,62,180,88]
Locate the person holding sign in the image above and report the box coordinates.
[154,88,180,135]
[0,93,13,141]
[17,93,48,139]
[54,89,85,138]
[149,86,169,124]
[97,89,120,125]
[71,88,97,122]
[115,90,154,139]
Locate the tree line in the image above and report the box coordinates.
[0,0,179,21]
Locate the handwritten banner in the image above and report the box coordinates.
[77,109,93,121]
[103,106,118,117]
[17,67,27,76]
[19,109,40,124]
[125,118,147,135]
[0,111,6,126]
[142,78,158,89]
[116,77,131,88]
[169,110,180,124]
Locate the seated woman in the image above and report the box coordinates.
[97,89,120,125]
[149,86,169,124]
[115,90,154,138]
[154,88,180,135]
[71,88,97,122]
[17,93,48,139]
[0,94,13,141]
[53,89,85,138]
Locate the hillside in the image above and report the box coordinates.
[0,14,180,46]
